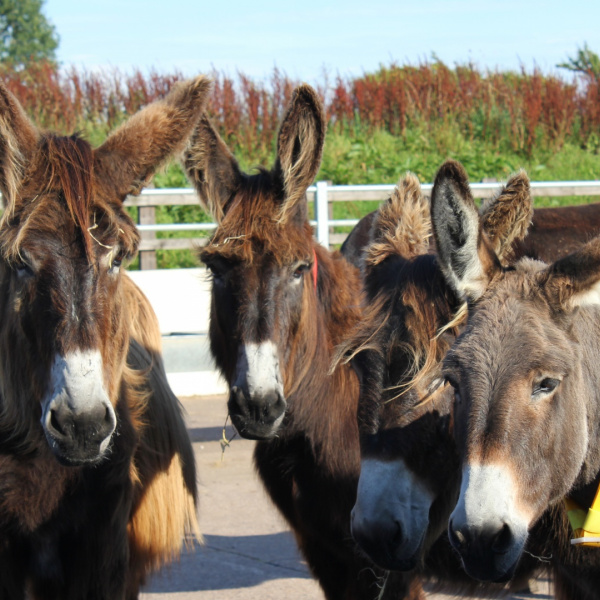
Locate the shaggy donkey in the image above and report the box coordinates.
[0,76,210,599]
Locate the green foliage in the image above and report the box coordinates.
[0,0,58,69]
[144,127,600,269]
[558,43,600,78]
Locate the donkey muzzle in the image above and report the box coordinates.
[448,518,521,582]
[351,458,432,570]
[228,386,286,440]
[228,341,286,439]
[42,350,117,466]
[448,463,529,581]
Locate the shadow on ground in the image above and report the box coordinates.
[143,532,311,593]
[188,425,238,443]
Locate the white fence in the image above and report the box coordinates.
[127,180,600,267]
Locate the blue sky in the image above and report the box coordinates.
[46,0,600,82]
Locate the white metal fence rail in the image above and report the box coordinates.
[126,180,600,266]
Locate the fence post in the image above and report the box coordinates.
[138,206,157,270]
[315,180,330,248]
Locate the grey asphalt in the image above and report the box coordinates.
[140,395,553,600]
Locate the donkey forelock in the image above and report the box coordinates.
[200,170,313,267]
[0,133,139,268]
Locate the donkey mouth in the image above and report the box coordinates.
[42,403,116,467]
[456,548,520,583]
[44,430,114,467]
[228,410,285,441]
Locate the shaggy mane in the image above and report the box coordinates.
[366,173,430,266]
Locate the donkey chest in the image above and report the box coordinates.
[255,438,357,537]
[0,452,79,533]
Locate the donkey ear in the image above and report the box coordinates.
[94,76,212,199]
[183,114,242,223]
[274,84,326,223]
[0,82,39,210]
[366,172,430,266]
[431,160,500,302]
[543,237,600,311]
[480,170,532,261]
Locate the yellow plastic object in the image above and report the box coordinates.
[567,486,600,547]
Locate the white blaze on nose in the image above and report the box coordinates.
[49,350,107,403]
[451,463,530,538]
[237,341,283,397]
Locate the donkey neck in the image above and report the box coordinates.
[284,249,362,471]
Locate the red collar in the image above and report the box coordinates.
[312,249,318,290]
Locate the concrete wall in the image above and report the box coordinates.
[127,268,227,397]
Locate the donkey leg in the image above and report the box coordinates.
[298,536,386,600]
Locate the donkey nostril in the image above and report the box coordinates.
[50,409,66,437]
[448,520,468,551]
[492,523,513,554]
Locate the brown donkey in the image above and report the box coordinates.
[184,85,424,599]
[0,77,210,599]
[433,163,600,597]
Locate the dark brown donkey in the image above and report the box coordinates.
[0,77,210,599]
[342,162,600,595]
[434,164,600,597]
[183,85,424,599]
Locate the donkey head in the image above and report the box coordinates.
[432,161,597,581]
[0,77,211,465]
[185,85,325,440]
[349,161,532,571]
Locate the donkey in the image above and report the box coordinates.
[183,85,425,599]
[0,76,210,599]
[433,162,600,597]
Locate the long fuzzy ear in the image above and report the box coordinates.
[366,172,430,266]
[480,170,532,261]
[543,236,600,311]
[431,160,500,302]
[94,76,212,199]
[183,115,242,223]
[0,82,39,210]
[274,84,326,223]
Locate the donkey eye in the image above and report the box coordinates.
[207,263,224,280]
[16,263,34,280]
[109,251,125,273]
[532,377,561,397]
[292,263,309,281]
[110,257,122,272]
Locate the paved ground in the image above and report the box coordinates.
[140,395,553,600]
